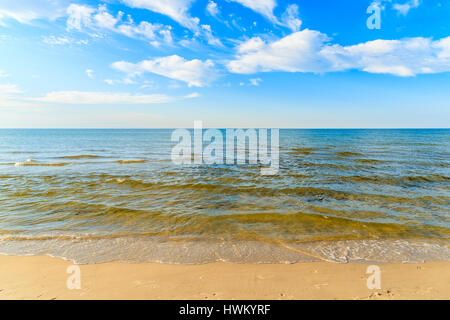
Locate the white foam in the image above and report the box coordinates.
[0,238,448,265]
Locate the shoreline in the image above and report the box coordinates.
[1,254,449,300]
[1,238,448,264]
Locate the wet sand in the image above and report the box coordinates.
[0,254,449,300]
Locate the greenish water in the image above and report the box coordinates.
[0,129,449,264]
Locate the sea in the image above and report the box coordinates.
[0,129,448,264]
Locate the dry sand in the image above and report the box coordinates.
[0,254,449,300]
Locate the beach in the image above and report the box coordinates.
[1,254,449,300]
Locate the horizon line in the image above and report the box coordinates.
[0,127,449,130]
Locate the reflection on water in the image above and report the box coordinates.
[0,129,449,263]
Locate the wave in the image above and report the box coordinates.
[8,151,40,154]
[289,148,320,155]
[58,155,103,159]
[0,237,448,264]
[116,160,148,164]
[335,151,364,157]
[76,176,449,206]
[14,161,70,167]
[353,158,383,164]
[341,174,450,184]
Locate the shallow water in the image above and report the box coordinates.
[0,129,449,263]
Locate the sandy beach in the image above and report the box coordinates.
[0,254,449,300]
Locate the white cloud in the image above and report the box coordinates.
[249,78,262,86]
[121,0,198,30]
[393,0,420,16]
[67,4,173,45]
[281,4,302,32]
[139,80,158,90]
[120,0,221,45]
[239,78,262,86]
[237,37,266,53]
[93,5,120,30]
[77,39,89,45]
[230,0,278,23]
[42,35,89,46]
[206,1,219,17]
[0,70,9,78]
[0,83,32,108]
[29,91,172,104]
[112,55,216,87]
[227,30,450,77]
[228,30,330,74]
[42,35,71,45]
[0,84,21,94]
[104,77,137,85]
[184,92,200,98]
[86,69,94,79]
[66,4,95,30]
[201,24,222,46]
[159,29,173,43]
[0,0,69,24]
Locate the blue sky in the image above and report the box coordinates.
[0,0,449,128]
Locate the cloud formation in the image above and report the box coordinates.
[0,0,68,23]
[86,69,94,79]
[67,4,173,46]
[249,78,262,86]
[184,92,200,98]
[42,35,71,45]
[281,4,302,32]
[0,83,21,94]
[0,83,32,108]
[230,0,277,23]
[42,35,89,46]
[30,91,172,104]
[393,0,420,16]
[206,1,219,17]
[112,55,216,87]
[227,30,450,77]
[121,0,198,30]
[0,70,9,78]
[120,0,222,45]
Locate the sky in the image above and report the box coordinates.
[0,0,449,128]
